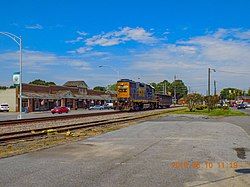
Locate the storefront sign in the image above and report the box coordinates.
[13,72,20,85]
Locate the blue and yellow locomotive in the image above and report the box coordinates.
[116,79,171,111]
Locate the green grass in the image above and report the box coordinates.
[169,108,247,116]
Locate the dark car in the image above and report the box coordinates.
[51,106,69,114]
[237,103,246,109]
[89,105,104,110]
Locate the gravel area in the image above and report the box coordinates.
[0,108,183,134]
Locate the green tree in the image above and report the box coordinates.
[93,86,106,92]
[150,80,171,94]
[170,80,188,99]
[220,88,243,100]
[0,86,8,90]
[9,85,17,88]
[204,95,220,110]
[185,93,203,112]
[248,88,250,96]
[106,83,116,91]
[29,79,56,86]
[45,81,56,86]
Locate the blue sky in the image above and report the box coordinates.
[0,0,250,93]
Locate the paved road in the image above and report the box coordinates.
[0,115,249,187]
[240,108,250,115]
[0,109,115,121]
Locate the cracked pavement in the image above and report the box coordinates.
[0,115,249,187]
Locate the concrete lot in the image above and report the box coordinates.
[0,115,249,187]
[0,109,115,121]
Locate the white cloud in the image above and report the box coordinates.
[127,28,250,92]
[77,31,88,36]
[75,47,92,54]
[66,31,88,43]
[0,50,91,71]
[25,24,43,30]
[66,36,84,44]
[85,27,157,46]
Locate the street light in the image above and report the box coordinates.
[208,68,216,96]
[0,32,23,119]
[207,68,216,112]
[98,65,120,80]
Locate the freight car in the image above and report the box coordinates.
[116,79,158,111]
[156,94,172,108]
[116,79,172,111]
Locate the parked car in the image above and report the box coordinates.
[89,105,104,110]
[237,103,246,109]
[104,103,114,110]
[51,106,69,114]
[243,102,250,108]
[0,103,9,112]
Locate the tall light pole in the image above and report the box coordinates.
[214,80,217,96]
[208,68,216,111]
[98,65,120,80]
[208,68,216,96]
[0,32,23,119]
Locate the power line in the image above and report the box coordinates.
[216,69,249,75]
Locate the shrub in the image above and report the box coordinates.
[222,105,229,110]
[196,105,204,110]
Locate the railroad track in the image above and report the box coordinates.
[0,110,123,126]
[0,111,167,143]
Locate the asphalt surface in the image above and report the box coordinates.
[0,115,249,187]
[0,109,115,121]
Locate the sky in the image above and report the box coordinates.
[0,0,249,94]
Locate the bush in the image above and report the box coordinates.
[222,105,229,110]
[196,105,204,110]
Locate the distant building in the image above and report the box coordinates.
[0,81,116,112]
[63,81,88,88]
[236,96,250,103]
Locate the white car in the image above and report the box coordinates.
[0,103,9,112]
[243,102,250,108]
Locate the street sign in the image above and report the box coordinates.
[13,72,20,85]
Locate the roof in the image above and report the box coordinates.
[63,81,88,88]
[87,89,105,95]
[237,96,250,100]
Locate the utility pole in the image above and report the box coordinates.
[214,80,217,96]
[208,68,210,97]
[164,81,166,95]
[174,75,177,104]
[207,68,216,112]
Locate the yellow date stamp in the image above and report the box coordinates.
[170,161,239,169]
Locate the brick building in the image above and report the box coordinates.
[0,81,116,112]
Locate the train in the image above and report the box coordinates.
[115,79,172,111]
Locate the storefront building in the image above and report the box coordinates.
[0,81,116,112]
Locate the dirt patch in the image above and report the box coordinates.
[0,113,165,158]
[234,147,248,159]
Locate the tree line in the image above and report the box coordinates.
[1,79,249,101]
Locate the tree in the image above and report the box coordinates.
[248,88,250,96]
[220,88,243,100]
[185,93,203,111]
[150,80,171,94]
[0,86,8,90]
[45,81,56,86]
[29,79,56,86]
[204,95,220,110]
[106,83,116,91]
[93,86,106,92]
[170,80,188,99]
